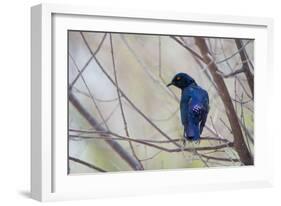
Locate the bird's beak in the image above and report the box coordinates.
[166,82,173,87]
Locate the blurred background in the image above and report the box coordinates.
[68,31,254,173]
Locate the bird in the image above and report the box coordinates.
[167,73,209,144]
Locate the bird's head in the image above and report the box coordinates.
[167,73,196,89]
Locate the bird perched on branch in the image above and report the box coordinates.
[167,73,209,144]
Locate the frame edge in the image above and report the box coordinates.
[31,4,43,201]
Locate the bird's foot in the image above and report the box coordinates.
[180,137,186,148]
[193,139,201,144]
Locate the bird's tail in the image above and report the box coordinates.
[186,122,200,141]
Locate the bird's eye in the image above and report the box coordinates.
[176,77,181,81]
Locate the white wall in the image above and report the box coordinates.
[0,0,280,205]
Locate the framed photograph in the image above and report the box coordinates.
[31,3,274,201]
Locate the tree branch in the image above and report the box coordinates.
[69,92,144,170]
[120,35,179,102]
[169,36,204,62]
[80,32,181,148]
[69,156,107,172]
[70,129,231,143]
[194,37,253,165]
[69,53,110,131]
[69,33,107,89]
[200,154,240,162]
[109,34,144,169]
[235,39,254,96]
[218,67,245,78]
[69,132,234,153]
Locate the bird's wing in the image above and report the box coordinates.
[199,89,209,134]
[180,86,209,140]
[180,98,190,125]
[180,89,192,125]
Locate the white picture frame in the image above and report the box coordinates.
[31,3,274,201]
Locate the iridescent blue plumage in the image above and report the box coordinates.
[167,73,209,142]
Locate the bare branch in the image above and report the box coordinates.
[69,33,107,89]
[169,36,204,62]
[69,156,107,172]
[80,32,181,148]
[200,154,240,163]
[216,40,251,64]
[218,67,245,78]
[120,35,179,102]
[72,87,119,103]
[95,102,120,128]
[219,39,253,99]
[109,34,144,169]
[194,37,253,165]
[69,53,110,131]
[239,94,254,151]
[219,118,232,134]
[70,129,231,143]
[69,133,234,153]
[179,37,218,90]
[121,35,225,145]
[235,39,254,96]
[140,151,162,162]
[69,92,144,170]
[170,36,252,66]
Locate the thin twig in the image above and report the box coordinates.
[69,53,110,131]
[95,102,120,128]
[69,133,234,153]
[239,94,253,153]
[210,116,239,164]
[235,39,254,96]
[69,92,143,170]
[69,133,230,144]
[232,98,252,105]
[120,35,179,102]
[170,36,251,66]
[69,156,107,172]
[216,40,252,64]
[148,107,179,122]
[140,151,162,162]
[109,34,144,170]
[69,33,107,89]
[69,129,231,143]
[73,87,119,103]
[200,154,240,162]
[80,32,181,148]
[218,67,245,78]
[219,118,232,134]
[170,36,204,61]
[122,35,221,144]
[219,39,253,99]
[172,35,252,100]
[192,144,210,167]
